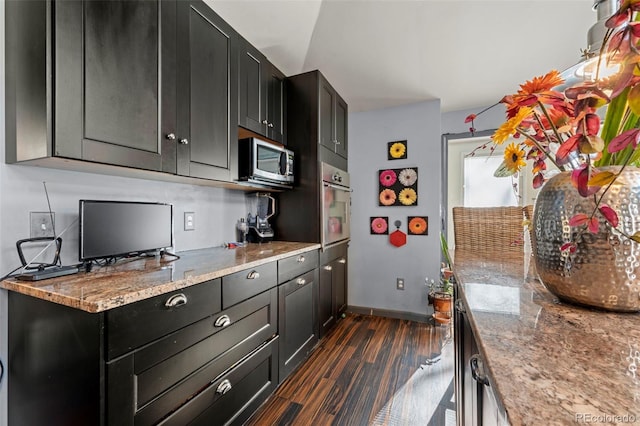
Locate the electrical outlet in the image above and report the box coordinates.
[396,278,405,290]
[184,212,195,231]
[30,212,55,238]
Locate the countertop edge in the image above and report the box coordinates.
[1,243,321,313]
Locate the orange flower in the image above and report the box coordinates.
[518,70,564,95]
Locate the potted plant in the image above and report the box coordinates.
[464,1,640,312]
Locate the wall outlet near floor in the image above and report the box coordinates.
[184,212,195,231]
[30,212,55,238]
[396,278,405,290]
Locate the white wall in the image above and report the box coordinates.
[0,8,247,424]
[348,100,441,317]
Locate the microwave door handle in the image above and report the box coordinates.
[279,152,287,176]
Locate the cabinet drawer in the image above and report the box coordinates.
[106,278,221,360]
[222,262,277,309]
[158,336,279,426]
[108,288,277,426]
[278,250,318,284]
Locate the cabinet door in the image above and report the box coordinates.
[335,95,348,159]
[319,78,336,152]
[319,263,335,338]
[267,64,286,144]
[55,0,176,172]
[278,269,318,382]
[333,254,348,316]
[238,39,267,136]
[176,0,238,181]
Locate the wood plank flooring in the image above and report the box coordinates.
[246,314,455,426]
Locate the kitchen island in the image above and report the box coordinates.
[453,250,640,425]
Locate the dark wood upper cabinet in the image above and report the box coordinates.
[176,0,238,181]
[53,0,176,172]
[7,0,238,183]
[238,38,286,144]
[318,74,348,164]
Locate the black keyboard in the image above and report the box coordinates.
[16,265,79,281]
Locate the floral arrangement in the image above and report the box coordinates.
[466,1,640,250]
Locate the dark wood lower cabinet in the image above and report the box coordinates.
[278,269,318,382]
[8,283,278,425]
[319,242,348,338]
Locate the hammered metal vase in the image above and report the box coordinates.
[532,167,640,312]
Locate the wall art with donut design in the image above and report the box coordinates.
[370,217,389,235]
[387,140,408,160]
[407,216,428,235]
[378,167,418,207]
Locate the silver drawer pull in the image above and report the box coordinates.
[214,314,232,328]
[247,270,260,280]
[297,278,306,286]
[296,255,305,263]
[165,293,187,308]
[324,265,333,271]
[261,119,268,125]
[216,379,232,395]
[470,354,489,386]
[338,258,346,264]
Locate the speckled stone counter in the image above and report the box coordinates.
[0,241,319,313]
[454,250,640,426]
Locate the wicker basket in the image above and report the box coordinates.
[452,206,525,256]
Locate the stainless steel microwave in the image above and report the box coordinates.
[238,137,294,188]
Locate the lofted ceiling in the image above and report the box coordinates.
[209,0,596,113]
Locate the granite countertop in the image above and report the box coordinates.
[0,241,320,313]
[453,250,640,425]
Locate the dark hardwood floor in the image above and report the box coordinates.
[246,313,455,426]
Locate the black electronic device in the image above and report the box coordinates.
[79,200,174,261]
[16,265,79,281]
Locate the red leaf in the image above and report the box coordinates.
[556,134,580,165]
[570,165,600,197]
[533,173,545,189]
[560,242,577,253]
[599,204,619,227]
[583,113,600,136]
[569,213,590,227]
[607,128,640,153]
[464,114,476,123]
[605,10,630,28]
[588,217,599,234]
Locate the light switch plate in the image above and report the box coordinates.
[184,212,195,231]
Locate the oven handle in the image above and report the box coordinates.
[323,182,350,191]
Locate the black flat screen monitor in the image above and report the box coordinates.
[79,200,174,261]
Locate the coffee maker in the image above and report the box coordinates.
[246,193,275,243]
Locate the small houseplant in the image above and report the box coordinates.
[464,1,640,311]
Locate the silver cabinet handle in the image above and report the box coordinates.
[165,293,187,308]
[470,354,490,386]
[268,122,274,128]
[455,299,466,314]
[247,270,260,279]
[338,258,346,264]
[296,255,305,263]
[324,265,333,271]
[179,138,189,145]
[166,133,176,140]
[262,119,268,125]
[214,314,232,328]
[216,379,232,395]
[334,140,341,145]
[297,278,306,286]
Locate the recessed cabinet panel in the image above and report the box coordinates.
[239,41,266,135]
[84,1,159,152]
[320,84,334,150]
[267,66,286,144]
[189,8,229,170]
[335,96,348,159]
